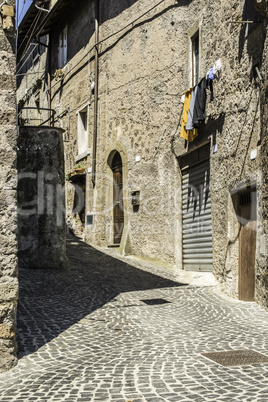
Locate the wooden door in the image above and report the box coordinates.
[112,154,124,244]
[239,193,257,301]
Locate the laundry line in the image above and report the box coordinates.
[179,59,222,142]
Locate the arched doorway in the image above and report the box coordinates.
[111,152,124,244]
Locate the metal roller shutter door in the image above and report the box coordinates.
[182,160,213,271]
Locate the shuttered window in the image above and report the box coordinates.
[58,26,67,68]
[182,159,213,272]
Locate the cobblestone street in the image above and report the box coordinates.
[0,236,268,401]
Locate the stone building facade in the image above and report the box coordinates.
[0,0,18,372]
[17,0,268,308]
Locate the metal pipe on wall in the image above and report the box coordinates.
[48,34,52,126]
[92,0,99,186]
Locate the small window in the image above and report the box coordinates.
[58,26,67,68]
[191,31,199,86]
[77,106,88,155]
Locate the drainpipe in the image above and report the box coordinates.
[47,34,52,126]
[92,0,99,186]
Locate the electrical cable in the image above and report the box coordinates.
[46,0,167,93]
[17,9,42,58]
[17,0,167,81]
[17,71,44,76]
[17,43,38,75]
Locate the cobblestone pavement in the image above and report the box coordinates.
[0,236,268,401]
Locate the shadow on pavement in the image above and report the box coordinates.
[17,234,185,358]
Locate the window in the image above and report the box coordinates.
[77,106,88,156]
[191,31,199,86]
[58,26,67,68]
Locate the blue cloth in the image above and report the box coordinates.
[208,66,215,80]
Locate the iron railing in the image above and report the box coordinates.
[18,107,56,127]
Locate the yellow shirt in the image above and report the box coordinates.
[180,88,198,142]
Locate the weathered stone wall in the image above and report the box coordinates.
[172,1,267,305]
[16,0,268,307]
[0,0,18,372]
[17,127,69,270]
[256,16,268,309]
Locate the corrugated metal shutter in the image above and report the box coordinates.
[182,160,213,271]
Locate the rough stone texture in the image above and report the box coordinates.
[17,127,69,270]
[0,0,18,373]
[16,0,268,307]
[0,236,267,401]
[256,13,268,309]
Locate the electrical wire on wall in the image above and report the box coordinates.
[43,0,168,93]
[16,0,169,81]
[17,43,39,75]
[17,9,42,63]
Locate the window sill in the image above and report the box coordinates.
[76,148,91,162]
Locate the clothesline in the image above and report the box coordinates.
[180,58,222,101]
[180,59,222,142]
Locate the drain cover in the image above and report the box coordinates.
[202,350,268,367]
[141,298,170,305]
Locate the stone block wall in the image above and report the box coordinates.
[0,0,18,372]
[17,127,69,271]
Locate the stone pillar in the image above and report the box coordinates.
[17,127,69,270]
[0,0,18,372]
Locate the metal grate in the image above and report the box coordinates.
[239,190,256,206]
[141,298,170,305]
[240,192,251,206]
[202,350,268,367]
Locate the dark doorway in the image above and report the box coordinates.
[111,152,124,244]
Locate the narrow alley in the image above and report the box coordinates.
[0,236,268,402]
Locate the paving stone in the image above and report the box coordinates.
[0,235,267,401]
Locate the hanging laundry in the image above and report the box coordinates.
[180,94,185,104]
[208,78,214,101]
[208,66,215,80]
[213,58,222,79]
[206,59,222,80]
[193,77,207,128]
[186,85,198,131]
[180,88,198,142]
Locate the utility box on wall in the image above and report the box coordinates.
[131,190,140,206]
[87,214,94,225]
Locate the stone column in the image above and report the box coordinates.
[17,127,69,270]
[0,0,18,372]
